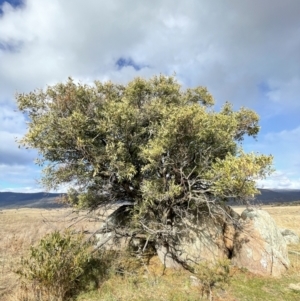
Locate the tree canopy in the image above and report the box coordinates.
[17,75,273,231]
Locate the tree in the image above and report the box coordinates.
[17,75,273,243]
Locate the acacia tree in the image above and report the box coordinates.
[17,75,273,239]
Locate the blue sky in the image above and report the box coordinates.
[1,0,300,192]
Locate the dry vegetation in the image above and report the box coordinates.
[1,205,300,301]
[0,207,101,300]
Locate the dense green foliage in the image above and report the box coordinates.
[17,230,103,301]
[17,75,273,231]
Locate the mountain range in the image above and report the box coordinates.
[1,189,300,209]
[0,192,64,209]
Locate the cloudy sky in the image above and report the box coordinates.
[1,0,300,192]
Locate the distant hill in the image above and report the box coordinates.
[0,192,65,209]
[255,189,300,204]
[1,189,300,209]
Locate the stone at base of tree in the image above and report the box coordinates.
[95,232,130,251]
[156,204,239,268]
[279,228,299,245]
[156,245,183,269]
[96,204,290,277]
[232,208,289,276]
[95,204,136,251]
[95,231,151,252]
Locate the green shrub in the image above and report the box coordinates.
[16,230,104,301]
[193,259,231,300]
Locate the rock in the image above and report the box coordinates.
[223,223,235,251]
[156,204,239,268]
[95,232,131,251]
[174,214,228,264]
[97,204,291,278]
[95,204,136,251]
[156,245,183,269]
[232,208,289,276]
[100,204,133,232]
[279,228,299,245]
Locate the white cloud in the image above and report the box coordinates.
[264,126,300,143]
[0,0,300,191]
[0,131,36,164]
[250,126,300,189]
[0,186,44,193]
[266,78,300,108]
[0,105,37,165]
[257,171,300,190]
[0,104,26,133]
[0,163,41,188]
[0,0,299,105]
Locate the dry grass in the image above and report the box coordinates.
[1,204,300,301]
[77,256,234,301]
[0,207,103,300]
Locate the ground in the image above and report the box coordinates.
[0,205,300,300]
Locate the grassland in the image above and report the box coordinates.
[1,205,300,300]
[0,208,102,300]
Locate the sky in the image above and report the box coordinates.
[0,0,300,192]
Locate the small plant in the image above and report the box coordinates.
[193,259,231,301]
[16,229,104,301]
